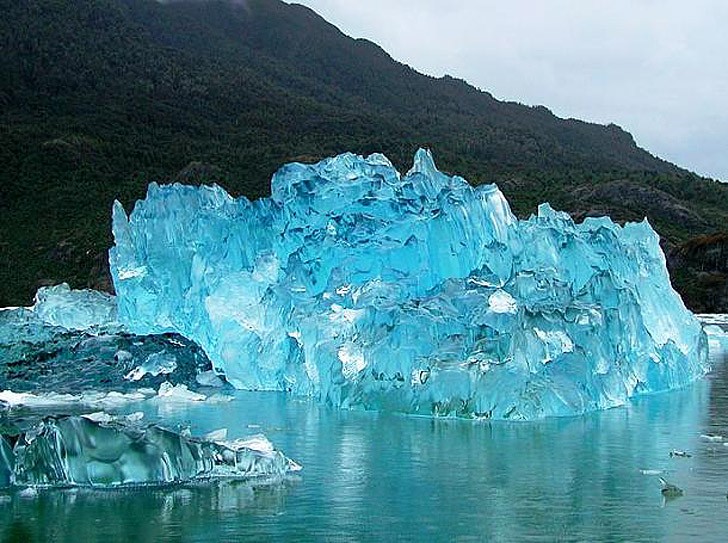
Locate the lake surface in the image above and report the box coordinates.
[2,343,728,542]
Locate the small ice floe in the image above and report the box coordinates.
[205,393,234,403]
[1,415,300,489]
[669,449,692,458]
[18,487,39,499]
[0,389,154,410]
[659,477,684,499]
[156,382,206,402]
[639,469,663,475]
[700,434,724,443]
[0,390,77,408]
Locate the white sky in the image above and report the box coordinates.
[293,0,728,180]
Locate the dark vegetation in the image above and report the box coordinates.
[2,0,727,310]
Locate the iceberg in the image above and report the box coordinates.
[1,415,299,488]
[0,292,220,395]
[104,150,708,419]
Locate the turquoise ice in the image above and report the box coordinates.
[109,150,708,419]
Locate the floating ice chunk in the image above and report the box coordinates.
[2,416,299,488]
[223,435,304,473]
[669,449,692,458]
[156,382,206,402]
[109,150,710,419]
[0,389,155,411]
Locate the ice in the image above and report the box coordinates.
[0,389,154,411]
[124,351,178,381]
[1,415,299,488]
[31,283,120,332]
[103,149,708,419]
[196,370,225,388]
[1,302,216,395]
[156,382,206,402]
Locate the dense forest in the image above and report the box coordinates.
[2,0,727,310]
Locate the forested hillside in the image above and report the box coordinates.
[2,0,727,309]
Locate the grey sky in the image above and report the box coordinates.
[294,1,728,180]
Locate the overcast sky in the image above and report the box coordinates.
[294,1,727,180]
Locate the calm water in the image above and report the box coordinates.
[2,355,728,542]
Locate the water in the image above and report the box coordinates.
[2,357,728,541]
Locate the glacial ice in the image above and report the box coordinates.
[99,149,707,419]
[0,415,299,488]
[30,283,120,333]
[0,293,219,395]
[124,351,178,381]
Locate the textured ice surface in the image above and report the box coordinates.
[125,351,178,381]
[0,415,299,488]
[110,150,708,419]
[0,294,220,394]
[31,283,120,332]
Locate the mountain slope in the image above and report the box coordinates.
[1,0,727,309]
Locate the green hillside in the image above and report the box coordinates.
[2,0,727,309]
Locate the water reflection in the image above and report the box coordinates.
[2,355,727,542]
[0,480,292,543]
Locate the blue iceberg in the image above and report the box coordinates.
[109,150,708,419]
[2,415,300,488]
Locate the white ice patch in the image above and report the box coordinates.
[0,389,154,410]
[488,289,517,314]
[329,304,363,324]
[534,328,574,364]
[118,266,147,280]
[338,342,367,379]
[156,382,206,402]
